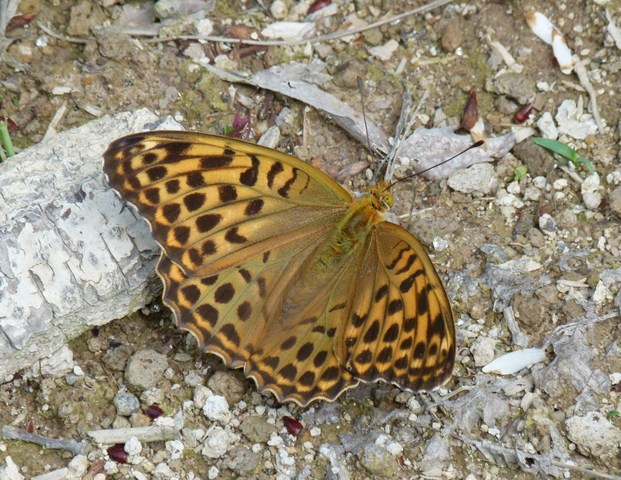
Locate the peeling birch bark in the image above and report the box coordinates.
[0,109,180,381]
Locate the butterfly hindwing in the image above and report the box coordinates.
[335,221,455,391]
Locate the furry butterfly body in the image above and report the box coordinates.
[104,131,454,406]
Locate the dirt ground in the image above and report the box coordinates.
[1,0,620,479]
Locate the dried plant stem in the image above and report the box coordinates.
[1,425,88,455]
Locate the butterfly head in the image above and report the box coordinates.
[366,180,394,212]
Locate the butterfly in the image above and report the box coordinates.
[103,131,455,406]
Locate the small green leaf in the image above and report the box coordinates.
[513,165,528,182]
[532,137,594,173]
[607,410,620,420]
[223,125,233,136]
[0,120,15,160]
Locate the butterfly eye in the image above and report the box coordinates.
[382,192,394,209]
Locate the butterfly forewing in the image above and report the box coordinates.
[103,130,455,406]
[104,132,351,277]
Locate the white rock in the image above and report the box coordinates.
[166,440,184,460]
[261,21,315,40]
[131,470,148,480]
[368,39,400,62]
[184,370,203,387]
[195,18,214,36]
[448,162,499,196]
[52,86,72,95]
[103,461,118,475]
[0,456,24,480]
[532,176,547,189]
[506,181,521,194]
[193,385,214,407]
[495,190,524,208]
[592,281,609,305]
[523,186,541,202]
[609,372,621,385]
[498,257,543,274]
[482,348,546,375]
[67,455,89,476]
[538,213,557,233]
[536,112,558,139]
[270,0,288,19]
[309,427,321,437]
[565,412,621,458]
[153,463,175,479]
[406,397,423,414]
[38,346,74,377]
[432,237,448,252]
[470,337,496,367]
[208,466,219,479]
[201,427,238,459]
[581,173,602,210]
[202,395,231,423]
[555,99,598,140]
[124,436,142,455]
[268,432,284,446]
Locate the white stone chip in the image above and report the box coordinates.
[166,440,184,460]
[368,39,400,61]
[202,395,231,423]
[201,427,238,459]
[124,436,142,456]
[536,112,559,139]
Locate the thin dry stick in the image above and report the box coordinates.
[35,19,88,44]
[459,434,621,480]
[573,60,605,135]
[543,310,619,348]
[1,425,88,455]
[92,0,452,47]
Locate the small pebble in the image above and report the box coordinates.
[166,440,184,460]
[113,392,140,417]
[124,436,142,456]
[125,350,168,391]
[202,395,231,423]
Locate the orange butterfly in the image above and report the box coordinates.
[104,131,454,406]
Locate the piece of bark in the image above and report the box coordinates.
[0,109,179,381]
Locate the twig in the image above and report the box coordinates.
[1,425,88,455]
[35,19,88,44]
[42,100,68,141]
[39,0,452,48]
[573,60,605,135]
[543,310,619,347]
[458,435,621,480]
[88,424,180,444]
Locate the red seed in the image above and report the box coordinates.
[308,0,331,15]
[145,404,164,420]
[514,102,533,123]
[107,444,129,463]
[283,416,303,436]
[459,90,478,132]
[6,13,37,33]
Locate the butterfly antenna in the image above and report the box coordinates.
[357,77,373,154]
[385,140,485,191]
